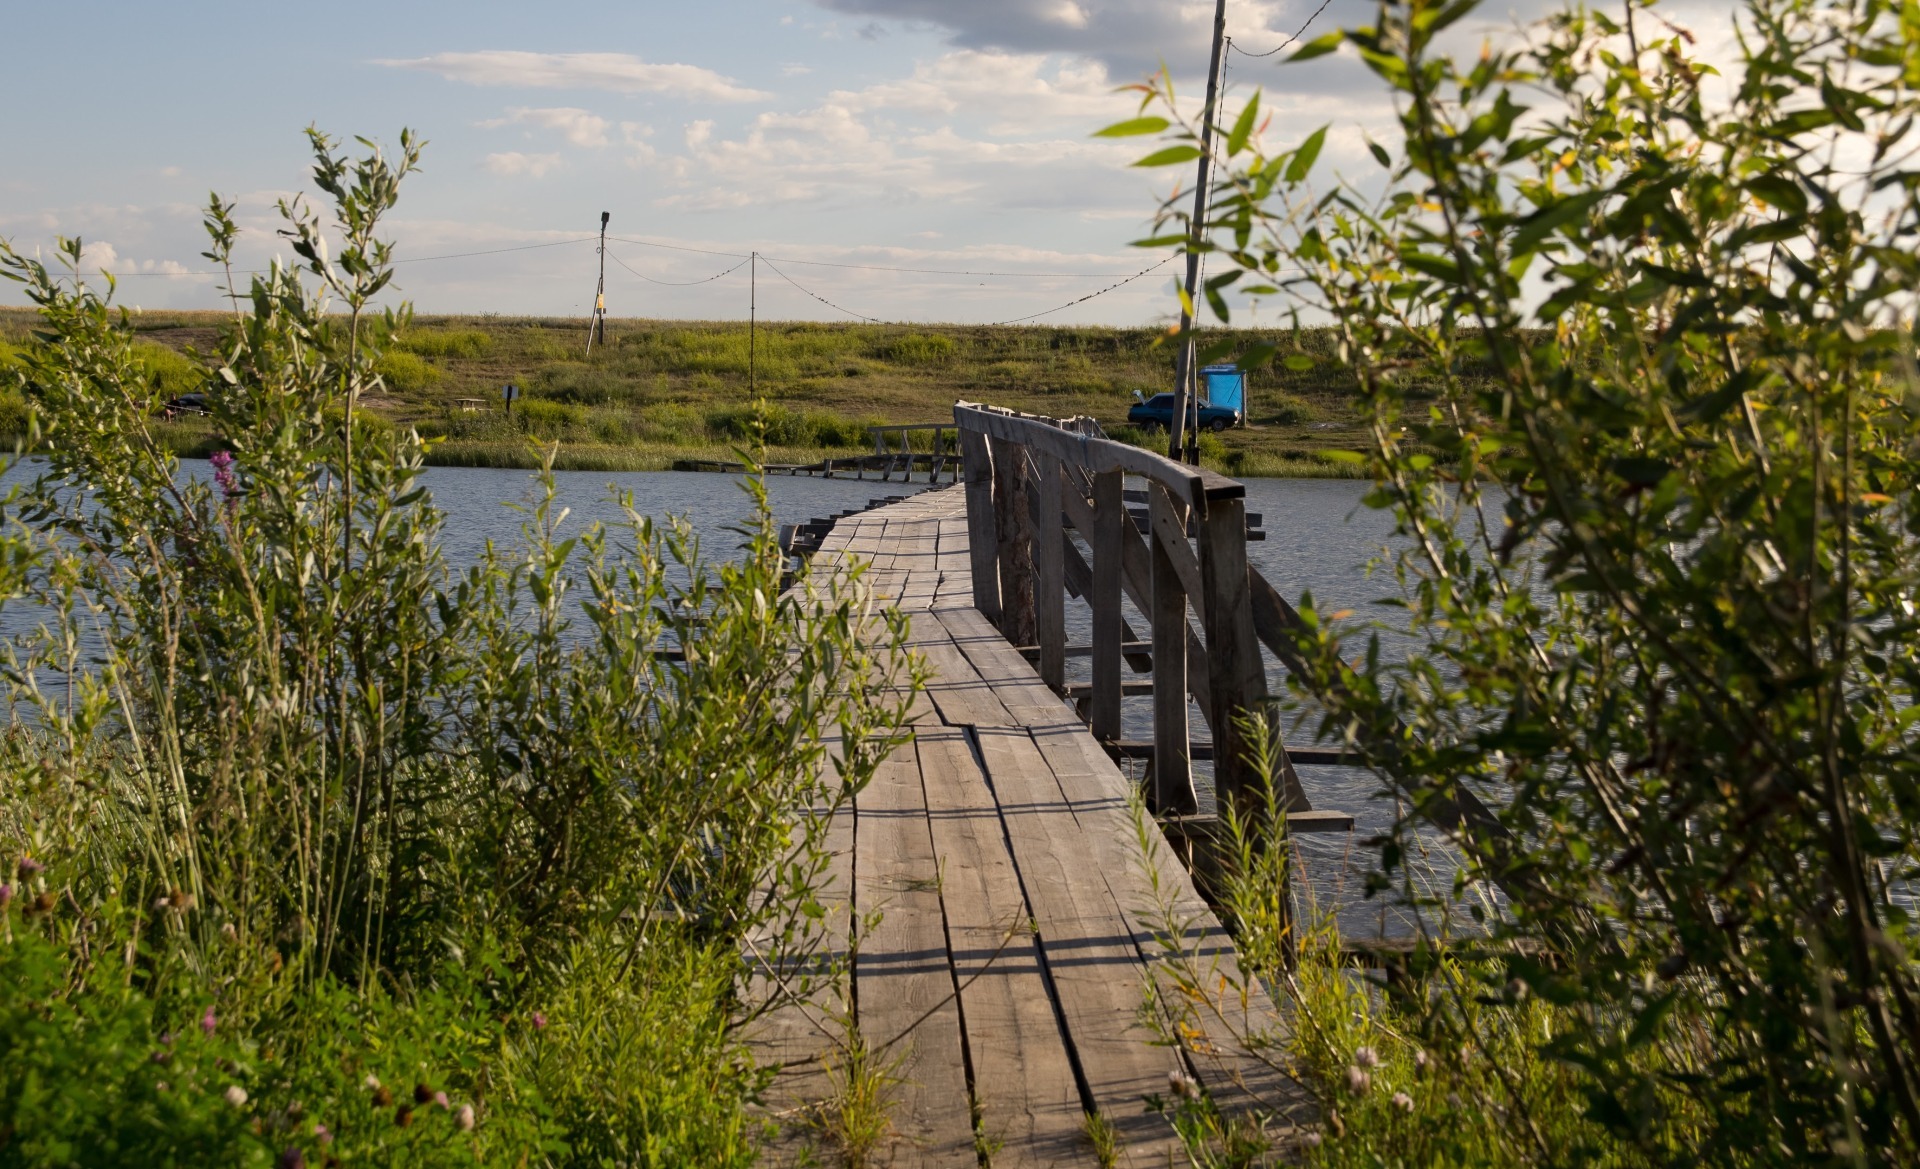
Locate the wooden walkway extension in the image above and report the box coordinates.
[750,485,1304,1168]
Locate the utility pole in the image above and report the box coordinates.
[749,251,757,399]
[1170,0,1228,465]
[585,211,610,356]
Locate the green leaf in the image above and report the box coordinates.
[1133,145,1204,167]
[1094,116,1171,138]
[1283,354,1315,372]
[1284,126,1329,183]
[1226,95,1261,157]
[1746,174,1807,215]
[1511,190,1608,255]
[1287,30,1345,62]
[1367,139,1391,168]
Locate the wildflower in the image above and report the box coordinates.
[17,857,42,879]
[413,1082,434,1105]
[221,921,238,941]
[1393,1091,1414,1113]
[1303,1130,1322,1148]
[1352,1046,1379,1069]
[434,1091,449,1110]
[201,1006,218,1036]
[1505,977,1528,1002]
[531,1011,547,1031]
[363,1074,382,1091]
[371,1085,393,1108]
[225,1085,249,1107]
[314,1123,333,1145]
[28,891,54,916]
[0,883,12,909]
[210,451,239,497]
[1414,1049,1429,1072]
[1346,1066,1371,1095]
[277,1148,306,1169]
[1447,1092,1463,1109]
[455,1103,476,1132]
[1166,1069,1196,1099]
[154,897,173,913]
[395,1105,414,1128]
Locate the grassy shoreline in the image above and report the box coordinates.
[2,308,1379,479]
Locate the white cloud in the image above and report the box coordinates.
[375,51,770,102]
[479,106,611,147]
[483,151,563,177]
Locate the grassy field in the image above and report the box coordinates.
[0,307,1375,477]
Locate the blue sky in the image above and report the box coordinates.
[0,0,1729,325]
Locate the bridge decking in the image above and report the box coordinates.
[752,485,1303,1167]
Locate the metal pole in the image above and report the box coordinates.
[1170,0,1228,465]
[749,251,756,399]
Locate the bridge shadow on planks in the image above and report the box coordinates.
[745,486,1313,1168]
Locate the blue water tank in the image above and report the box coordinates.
[1200,364,1245,418]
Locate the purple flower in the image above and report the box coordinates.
[531,1011,547,1031]
[433,1091,449,1110]
[313,1123,333,1145]
[209,451,239,498]
[201,1006,218,1036]
[0,883,12,909]
[17,857,42,879]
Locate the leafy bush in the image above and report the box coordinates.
[375,348,441,392]
[879,332,955,366]
[398,328,491,359]
[0,128,915,1162]
[1125,0,1920,1162]
[132,341,203,398]
[535,362,631,405]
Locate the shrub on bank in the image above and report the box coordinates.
[0,130,916,1164]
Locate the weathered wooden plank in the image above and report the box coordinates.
[1149,483,1197,816]
[971,725,1185,1161]
[1197,496,1287,815]
[915,727,1095,1168]
[1020,723,1315,1137]
[854,739,978,1167]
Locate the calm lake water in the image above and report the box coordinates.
[4,460,1433,935]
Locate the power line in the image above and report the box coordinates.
[993,255,1178,326]
[90,235,599,278]
[1226,0,1337,58]
[758,255,1139,279]
[606,235,751,260]
[607,249,749,286]
[757,256,884,324]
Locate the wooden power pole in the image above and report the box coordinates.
[585,211,609,356]
[1170,0,1228,465]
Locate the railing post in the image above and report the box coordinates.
[1033,454,1067,693]
[959,424,1001,622]
[1090,469,1125,741]
[994,438,1036,647]
[1149,483,1197,815]
[1197,494,1266,818]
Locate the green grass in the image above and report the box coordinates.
[0,309,1380,478]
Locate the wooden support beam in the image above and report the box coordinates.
[1101,739,1358,766]
[1198,496,1299,816]
[1012,641,1151,660]
[1089,470,1125,741]
[1062,681,1155,699]
[992,437,1036,646]
[1033,454,1067,692]
[1149,482,1196,815]
[959,425,1000,622]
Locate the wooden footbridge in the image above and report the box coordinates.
[748,403,1442,1166]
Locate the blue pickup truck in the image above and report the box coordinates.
[1127,392,1238,433]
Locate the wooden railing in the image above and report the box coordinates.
[865,422,963,483]
[954,401,1349,828]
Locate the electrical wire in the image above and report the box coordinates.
[757,254,1138,278]
[94,235,599,277]
[606,235,751,260]
[607,250,749,286]
[757,256,884,323]
[992,255,1178,326]
[1226,0,1337,58]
